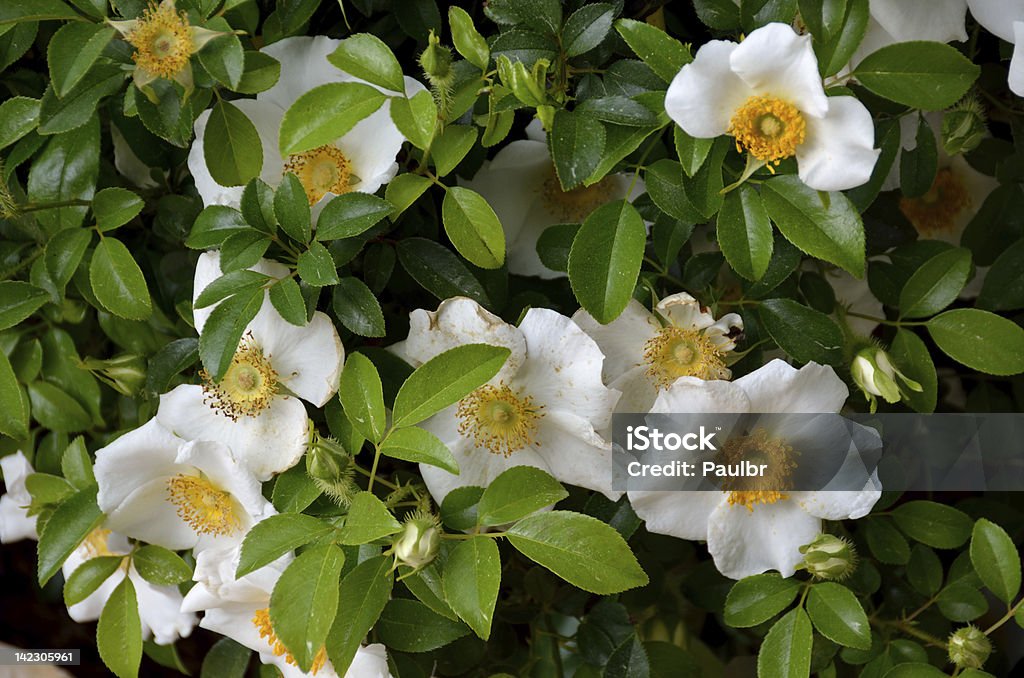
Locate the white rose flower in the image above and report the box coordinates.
[573,293,743,413]
[967,0,1024,96]
[461,120,645,279]
[0,451,37,543]
[61,528,196,645]
[390,297,621,502]
[629,360,881,580]
[156,251,344,480]
[95,419,276,552]
[189,35,424,213]
[849,0,967,69]
[182,545,392,678]
[665,22,879,191]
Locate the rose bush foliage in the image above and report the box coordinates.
[1,0,1024,676]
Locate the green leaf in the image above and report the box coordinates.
[568,200,646,324]
[978,238,1024,311]
[47,22,114,97]
[0,0,81,23]
[97,577,142,678]
[272,462,322,514]
[63,556,123,607]
[335,491,403,545]
[550,109,606,191]
[198,288,264,381]
[132,545,192,586]
[236,50,281,94]
[339,353,386,444]
[389,89,436,150]
[332,277,385,337]
[384,173,432,217]
[892,501,972,549]
[724,573,801,628]
[432,124,478,177]
[536,223,579,273]
[806,582,871,650]
[864,517,910,564]
[326,556,393,675]
[900,115,938,199]
[219,231,270,271]
[762,175,865,277]
[926,309,1024,376]
[889,329,938,413]
[200,638,251,678]
[442,537,501,640]
[970,518,1021,604]
[379,426,459,474]
[477,465,568,526]
[880,664,948,678]
[89,237,152,321]
[575,95,661,127]
[392,343,510,428]
[327,33,406,93]
[93,188,144,232]
[563,3,614,57]
[27,114,99,232]
[906,545,943,596]
[237,513,334,578]
[899,247,971,319]
[316,192,392,241]
[717,184,773,281]
[449,6,490,70]
[377,599,471,652]
[45,228,91,292]
[37,485,103,585]
[756,608,812,678]
[0,281,48,330]
[274,172,312,243]
[614,18,690,83]
[38,65,123,135]
[441,187,506,269]
[297,241,339,286]
[674,126,714,178]
[759,298,844,365]
[203,101,263,187]
[397,238,490,305]
[0,96,40,150]
[0,351,28,439]
[854,41,980,110]
[279,82,387,156]
[441,486,485,531]
[198,22,244,89]
[606,636,650,678]
[403,564,457,620]
[506,511,648,594]
[187,206,250,249]
[807,0,869,77]
[937,583,988,622]
[28,381,91,432]
[485,0,562,35]
[269,277,307,327]
[194,269,270,309]
[270,544,345,672]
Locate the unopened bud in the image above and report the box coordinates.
[947,625,991,670]
[393,511,441,571]
[799,534,857,580]
[851,346,921,412]
[80,354,147,396]
[942,96,987,156]
[419,30,453,89]
[306,433,356,505]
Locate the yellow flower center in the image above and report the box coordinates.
[126,1,195,79]
[252,608,328,674]
[642,327,728,389]
[82,528,116,558]
[717,428,798,511]
[540,169,617,222]
[283,145,353,206]
[167,474,241,536]
[728,95,806,169]
[201,333,278,420]
[457,382,544,456]
[899,168,972,237]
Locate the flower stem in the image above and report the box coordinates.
[984,596,1024,635]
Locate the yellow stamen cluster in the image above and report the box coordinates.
[642,326,728,389]
[283,145,353,205]
[252,608,328,674]
[718,428,798,510]
[899,168,971,237]
[540,169,616,222]
[457,382,544,456]
[81,528,116,558]
[167,474,241,536]
[729,95,806,169]
[201,333,278,420]
[126,1,195,79]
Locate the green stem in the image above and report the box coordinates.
[19,199,92,213]
[845,311,928,328]
[983,596,1024,635]
[875,619,946,649]
[352,459,399,491]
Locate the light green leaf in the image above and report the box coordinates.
[297,241,339,286]
[97,577,142,678]
[442,537,501,640]
[377,599,471,652]
[335,491,402,545]
[132,545,192,586]
[237,513,335,578]
[203,101,263,187]
[327,33,406,93]
[477,465,568,526]
[717,184,773,281]
[389,89,436,150]
[64,556,123,607]
[970,518,1021,604]
[93,187,143,232]
[723,573,801,628]
[432,124,478,177]
[805,582,871,650]
[384,173,432,217]
[899,247,971,319]
[90,238,152,320]
[326,556,393,676]
[756,608,812,678]
[392,344,510,428]
[236,50,281,94]
[379,426,459,474]
[0,96,40,150]
[316,192,392,240]
[0,281,48,330]
[0,351,28,439]
[568,200,646,324]
[550,109,605,191]
[674,126,714,178]
[614,18,690,83]
[441,186,505,269]
[506,511,648,594]
[197,21,243,89]
[927,309,1024,376]
[855,41,980,110]
[448,6,489,70]
[332,277,385,337]
[187,205,250,249]
[279,82,387,156]
[48,23,114,97]
[338,353,386,444]
[270,544,345,672]
[37,485,103,585]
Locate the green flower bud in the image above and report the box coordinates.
[799,534,857,580]
[419,30,454,91]
[393,511,441,571]
[942,96,987,156]
[947,625,991,670]
[851,345,922,412]
[305,433,356,505]
[79,354,147,396]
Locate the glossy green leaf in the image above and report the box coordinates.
[717,184,773,281]
[93,188,143,232]
[338,353,386,444]
[327,33,406,93]
[614,19,690,82]
[326,556,393,675]
[898,247,971,319]
[47,23,114,97]
[270,544,345,672]
[724,574,801,628]
[279,82,387,156]
[441,187,506,269]
[805,582,871,650]
[892,500,972,549]
[132,545,192,586]
[756,608,812,678]
[37,485,103,585]
[442,537,501,640]
[316,192,392,241]
[335,491,402,545]
[89,238,152,321]
[759,298,843,365]
[927,309,1024,376]
[477,465,568,526]
[855,41,980,110]
[97,577,142,678]
[237,513,334,578]
[203,101,263,187]
[379,426,459,474]
[970,518,1021,604]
